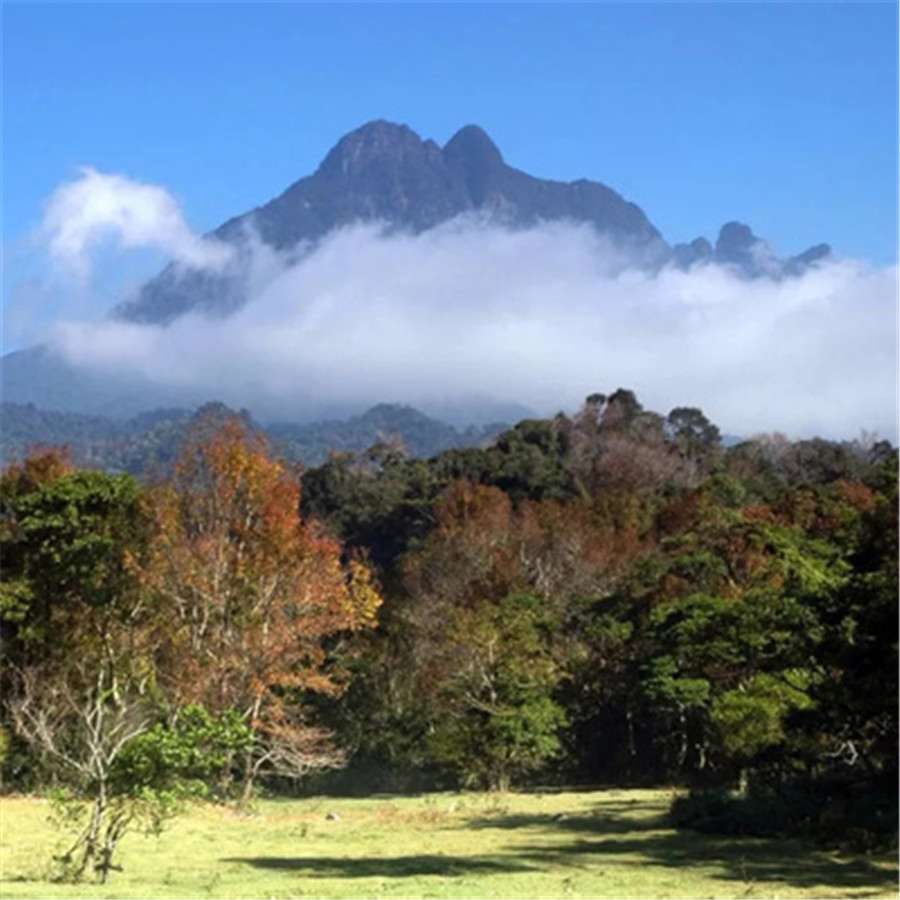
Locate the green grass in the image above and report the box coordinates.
[1,789,896,899]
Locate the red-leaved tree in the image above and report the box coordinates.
[140,417,381,802]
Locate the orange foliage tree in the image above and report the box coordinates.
[393,480,650,787]
[140,417,381,800]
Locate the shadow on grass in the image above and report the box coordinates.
[465,800,670,835]
[515,831,897,894]
[224,854,534,878]
[466,799,896,893]
[225,802,897,895]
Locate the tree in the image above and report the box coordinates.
[632,484,851,782]
[666,407,722,486]
[799,466,898,779]
[0,458,166,881]
[565,390,684,505]
[1,453,145,665]
[394,482,638,789]
[140,416,382,802]
[300,447,438,569]
[426,592,567,791]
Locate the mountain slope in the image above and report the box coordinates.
[116,121,669,325]
[0,400,504,473]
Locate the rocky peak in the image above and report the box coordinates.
[671,236,714,269]
[671,223,828,279]
[715,221,758,258]
[317,120,438,179]
[714,221,773,274]
[443,125,504,168]
[442,124,505,205]
[712,221,829,279]
[788,242,832,268]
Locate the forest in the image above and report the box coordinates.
[1,389,896,882]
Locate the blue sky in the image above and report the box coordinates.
[2,1,897,265]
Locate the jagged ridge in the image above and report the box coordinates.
[116,121,669,324]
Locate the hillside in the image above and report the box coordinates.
[0,401,505,474]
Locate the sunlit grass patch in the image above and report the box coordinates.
[1,789,896,899]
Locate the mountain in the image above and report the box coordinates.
[0,402,194,474]
[0,400,505,473]
[267,403,505,465]
[115,121,670,325]
[0,345,213,419]
[114,120,829,326]
[672,221,832,278]
[1,120,832,417]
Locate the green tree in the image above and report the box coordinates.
[0,458,167,881]
[426,593,567,791]
[1,457,148,663]
[666,406,723,486]
[799,466,898,778]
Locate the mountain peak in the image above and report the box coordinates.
[443,124,504,167]
[716,221,758,252]
[442,125,504,205]
[714,221,773,275]
[317,120,433,178]
[343,119,419,143]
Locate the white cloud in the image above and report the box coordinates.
[40,168,234,281]
[47,213,899,442]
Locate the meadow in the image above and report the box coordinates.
[1,789,896,900]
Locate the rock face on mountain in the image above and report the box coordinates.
[117,121,672,324]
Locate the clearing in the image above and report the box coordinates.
[1,788,896,899]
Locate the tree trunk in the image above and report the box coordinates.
[738,766,750,798]
[697,740,707,771]
[79,791,106,878]
[492,771,511,793]
[239,750,256,809]
[676,706,688,771]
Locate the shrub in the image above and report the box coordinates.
[670,776,898,851]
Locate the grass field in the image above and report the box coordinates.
[1,789,896,899]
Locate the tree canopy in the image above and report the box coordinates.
[2,394,896,872]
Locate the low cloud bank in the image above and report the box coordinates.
[27,170,900,440]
